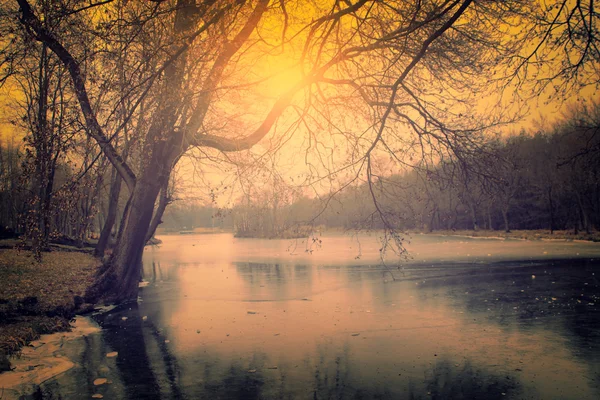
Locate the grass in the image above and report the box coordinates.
[0,248,100,372]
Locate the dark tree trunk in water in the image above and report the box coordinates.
[95,168,123,257]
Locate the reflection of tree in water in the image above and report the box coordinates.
[414,259,600,398]
[413,260,600,333]
[234,261,387,301]
[192,342,521,399]
[234,262,314,300]
[308,342,397,399]
[189,342,391,399]
[93,303,174,400]
[308,346,521,399]
[202,361,266,399]
[144,261,164,283]
[420,359,522,400]
[28,307,529,400]
[143,261,180,283]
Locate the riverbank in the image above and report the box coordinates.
[0,248,100,372]
[420,229,600,242]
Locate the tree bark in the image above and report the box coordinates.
[145,180,171,244]
[95,167,123,257]
[87,172,164,303]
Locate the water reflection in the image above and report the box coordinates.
[24,234,600,399]
[94,304,163,399]
[422,359,522,400]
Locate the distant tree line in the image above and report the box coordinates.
[226,101,600,235]
[159,203,232,232]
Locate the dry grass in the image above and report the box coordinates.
[0,248,101,370]
[0,249,100,312]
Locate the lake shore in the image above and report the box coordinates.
[414,229,600,242]
[0,316,101,399]
[0,247,100,373]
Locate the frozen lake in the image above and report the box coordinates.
[21,233,600,399]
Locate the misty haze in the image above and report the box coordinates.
[0,1,599,399]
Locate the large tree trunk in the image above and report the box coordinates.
[87,173,164,303]
[88,122,182,303]
[145,179,171,244]
[95,168,123,256]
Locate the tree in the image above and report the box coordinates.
[508,0,599,97]
[0,137,25,235]
[12,40,81,257]
[487,135,527,233]
[7,0,596,303]
[13,0,293,302]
